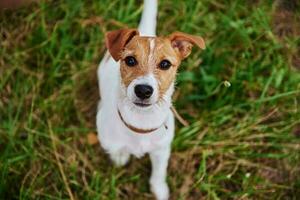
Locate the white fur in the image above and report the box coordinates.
[138,0,157,36]
[97,0,173,199]
[148,38,156,64]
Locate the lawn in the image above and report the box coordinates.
[1,0,300,199]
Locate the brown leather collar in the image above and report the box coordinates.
[118,109,167,134]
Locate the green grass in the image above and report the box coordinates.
[1,0,300,199]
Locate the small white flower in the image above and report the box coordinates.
[245,173,251,178]
[224,80,231,88]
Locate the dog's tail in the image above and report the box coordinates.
[138,0,158,36]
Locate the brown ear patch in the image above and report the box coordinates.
[168,31,205,59]
[105,29,139,61]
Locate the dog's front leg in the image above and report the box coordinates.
[109,148,130,167]
[149,147,170,200]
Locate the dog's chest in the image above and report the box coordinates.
[124,134,163,157]
[97,108,170,157]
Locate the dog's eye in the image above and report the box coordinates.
[124,56,137,67]
[159,60,172,70]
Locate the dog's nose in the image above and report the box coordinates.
[134,84,154,100]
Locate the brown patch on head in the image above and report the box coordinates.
[119,37,155,87]
[153,38,180,97]
[105,29,205,98]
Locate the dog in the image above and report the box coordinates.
[96,0,205,199]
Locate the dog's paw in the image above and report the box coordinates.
[150,179,169,200]
[110,151,130,167]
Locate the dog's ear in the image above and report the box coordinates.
[168,31,205,59]
[105,29,139,61]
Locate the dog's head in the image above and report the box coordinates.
[106,29,205,109]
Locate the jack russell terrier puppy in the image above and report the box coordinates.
[96,0,205,199]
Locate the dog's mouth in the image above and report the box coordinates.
[134,102,152,107]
